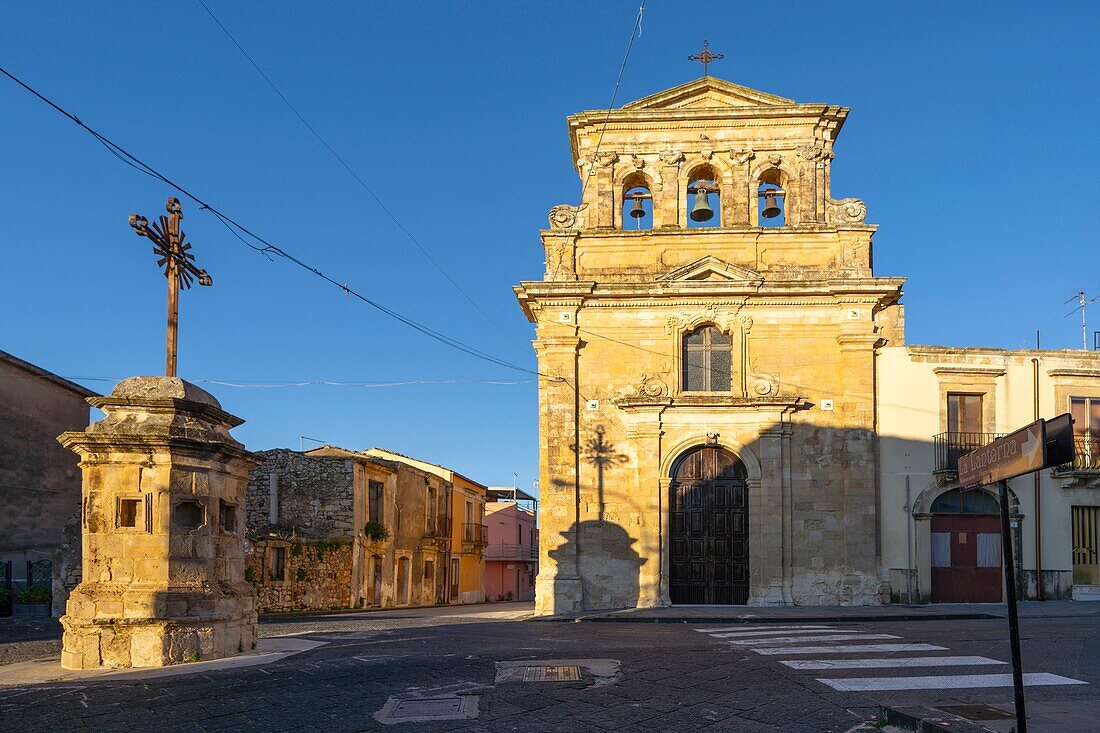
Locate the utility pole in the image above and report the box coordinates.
[1064,291,1099,350]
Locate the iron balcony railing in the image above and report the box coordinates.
[485,543,538,561]
[463,522,488,546]
[933,431,1005,474]
[424,515,451,538]
[1052,434,1100,475]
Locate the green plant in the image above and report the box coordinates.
[186,651,201,663]
[363,521,390,543]
[244,566,257,583]
[289,544,302,558]
[17,584,51,604]
[295,568,309,582]
[0,587,10,605]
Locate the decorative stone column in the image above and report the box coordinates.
[57,376,259,669]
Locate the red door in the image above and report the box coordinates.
[931,514,1002,602]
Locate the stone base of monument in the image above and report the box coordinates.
[58,376,260,670]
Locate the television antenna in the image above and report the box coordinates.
[1064,291,1099,350]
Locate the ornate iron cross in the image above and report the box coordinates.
[689,40,724,76]
[129,196,212,377]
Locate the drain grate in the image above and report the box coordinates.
[523,665,582,682]
[936,704,1015,721]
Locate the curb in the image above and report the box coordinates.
[573,612,1001,624]
[880,706,995,733]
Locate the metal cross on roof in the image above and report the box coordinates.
[129,196,213,377]
[689,40,724,76]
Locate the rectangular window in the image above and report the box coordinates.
[931,532,951,567]
[271,546,286,581]
[424,559,435,581]
[517,524,522,544]
[1072,506,1099,585]
[369,480,384,524]
[947,393,983,434]
[118,498,140,528]
[976,533,1001,568]
[427,486,437,533]
[220,501,237,533]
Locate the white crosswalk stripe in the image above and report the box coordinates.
[726,633,900,646]
[780,656,1005,670]
[751,643,948,656]
[697,625,836,634]
[709,628,858,639]
[818,672,1087,692]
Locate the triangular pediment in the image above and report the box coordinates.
[623,77,795,110]
[656,256,764,283]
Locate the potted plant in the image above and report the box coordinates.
[363,521,390,543]
[15,584,52,618]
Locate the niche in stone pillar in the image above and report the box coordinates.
[620,171,654,230]
[757,169,787,228]
[686,164,721,229]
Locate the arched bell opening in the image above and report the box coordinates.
[686,164,720,229]
[757,169,786,228]
[620,171,654,230]
[669,445,749,604]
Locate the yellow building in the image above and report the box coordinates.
[364,448,487,604]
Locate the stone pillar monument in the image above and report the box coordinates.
[58,376,259,669]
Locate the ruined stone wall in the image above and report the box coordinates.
[247,539,353,613]
[246,450,355,539]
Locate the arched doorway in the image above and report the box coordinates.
[669,445,749,604]
[930,488,1002,603]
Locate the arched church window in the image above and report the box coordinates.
[622,182,653,230]
[682,325,732,392]
[687,165,720,228]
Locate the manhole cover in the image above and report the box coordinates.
[375,695,479,724]
[937,704,1015,721]
[392,698,463,718]
[523,665,582,682]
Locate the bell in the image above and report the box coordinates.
[761,190,782,219]
[690,188,714,222]
[629,194,646,219]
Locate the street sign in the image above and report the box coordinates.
[957,413,1075,489]
[958,420,1044,489]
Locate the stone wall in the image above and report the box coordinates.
[247,450,356,539]
[247,539,353,613]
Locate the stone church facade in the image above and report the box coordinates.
[515,77,905,612]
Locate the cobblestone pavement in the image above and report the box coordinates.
[2,607,1096,732]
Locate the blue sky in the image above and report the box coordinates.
[3,2,1098,492]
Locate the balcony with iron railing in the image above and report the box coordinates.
[463,522,488,547]
[933,431,1005,475]
[424,515,451,539]
[1052,434,1100,475]
[485,543,538,561]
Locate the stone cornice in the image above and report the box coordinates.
[932,366,1007,379]
[57,432,260,465]
[1047,368,1100,379]
[615,395,803,413]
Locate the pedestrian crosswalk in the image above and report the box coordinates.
[695,623,1086,695]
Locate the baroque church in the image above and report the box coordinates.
[516,74,1100,613]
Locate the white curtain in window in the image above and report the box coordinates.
[931,532,951,567]
[977,533,1002,568]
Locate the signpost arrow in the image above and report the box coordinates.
[955,412,1075,733]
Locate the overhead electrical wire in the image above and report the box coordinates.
[0,63,540,377]
[193,0,522,347]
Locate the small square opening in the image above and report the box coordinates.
[118,498,141,528]
[172,500,205,529]
[220,501,237,533]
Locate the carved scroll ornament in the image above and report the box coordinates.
[825,197,868,225]
[548,203,587,230]
[730,149,755,166]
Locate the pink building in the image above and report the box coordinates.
[484,487,538,602]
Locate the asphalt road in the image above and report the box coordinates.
[1,604,1096,732]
